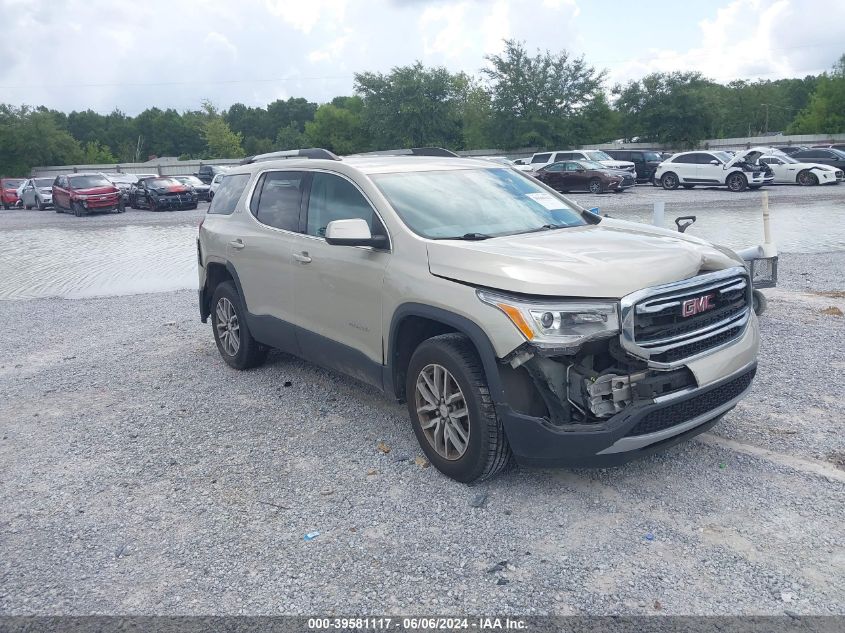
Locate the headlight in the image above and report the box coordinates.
[477,290,620,349]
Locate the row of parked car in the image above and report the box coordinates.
[1,170,228,215]
[508,145,845,193]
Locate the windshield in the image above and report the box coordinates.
[4,179,24,187]
[371,167,587,240]
[146,178,182,189]
[69,175,111,189]
[175,176,203,185]
[644,151,662,161]
[585,151,612,161]
[831,149,845,159]
[108,174,137,184]
[34,178,53,187]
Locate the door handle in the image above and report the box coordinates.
[229,239,245,250]
[293,251,312,264]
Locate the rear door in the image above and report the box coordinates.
[539,162,566,190]
[289,171,391,388]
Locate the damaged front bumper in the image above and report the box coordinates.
[498,360,756,467]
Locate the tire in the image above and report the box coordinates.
[682,184,694,189]
[118,201,126,213]
[72,202,85,217]
[37,198,45,211]
[405,333,513,483]
[129,195,137,210]
[727,172,748,192]
[588,178,603,194]
[210,281,268,370]
[208,191,214,201]
[752,289,767,316]
[2,203,8,210]
[661,172,679,190]
[797,170,818,186]
[149,197,158,212]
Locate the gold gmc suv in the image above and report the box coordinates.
[197,148,760,482]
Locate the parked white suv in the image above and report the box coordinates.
[655,150,768,191]
[197,148,760,482]
[528,150,636,176]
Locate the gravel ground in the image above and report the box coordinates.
[1,252,843,615]
[0,204,207,231]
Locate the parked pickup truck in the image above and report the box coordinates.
[197,149,760,482]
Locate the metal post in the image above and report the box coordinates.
[762,191,771,244]
[652,200,665,227]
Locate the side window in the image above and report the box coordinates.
[553,152,569,162]
[208,173,250,216]
[695,153,717,164]
[564,162,580,171]
[531,153,552,164]
[629,152,643,162]
[803,150,823,158]
[544,163,565,173]
[306,172,384,239]
[249,171,305,230]
[673,154,696,164]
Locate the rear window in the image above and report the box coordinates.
[208,173,250,215]
[531,153,552,163]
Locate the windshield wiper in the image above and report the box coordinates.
[445,232,493,241]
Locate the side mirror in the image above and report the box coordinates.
[709,159,720,165]
[325,218,387,248]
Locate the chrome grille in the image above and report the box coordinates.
[620,267,751,369]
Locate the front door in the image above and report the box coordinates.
[561,161,588,190]
[289,171,390,388]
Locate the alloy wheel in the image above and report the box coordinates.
[414,363,470,461]
[215,297,241,356]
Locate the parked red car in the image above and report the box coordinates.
[1,177,25,209]
[52,173,124,216]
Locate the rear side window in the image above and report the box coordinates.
[306,173,384,238]
[672,154,697,164]
[693,153,718,164]
[531,153,552,163]
[208,173,250,215]
[250,171,306,231]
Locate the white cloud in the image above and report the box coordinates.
[264,0,347,34]
[608,0,845,86]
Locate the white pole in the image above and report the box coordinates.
[652,200,665,228]
[760,190,777,257]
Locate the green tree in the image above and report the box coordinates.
[355,63,465,149]
[80,141,117,164]
[482,39,605,148]
[613,72,720,147]
[304,97,366,154]
[201,101,244,158]
[788,54,845,134]
[0,106,82,175]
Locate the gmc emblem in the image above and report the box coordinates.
[682,293,715,317]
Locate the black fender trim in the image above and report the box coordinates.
[386,303,506,404]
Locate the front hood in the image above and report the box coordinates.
[727,148,766,168]
[426,218,742,298]
[76,186,119,196]
[795,162,835,171]
[154,185,191,194]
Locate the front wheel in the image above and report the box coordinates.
[797,170,818,186]
[727,172,748,192]
[211,281,268,370]
[406,334,513,483]
[37,198,45,211]
[588,178,604,194]
[661,172,679,190]
[72,202,85,217]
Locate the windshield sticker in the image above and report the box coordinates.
[526,192,565,210]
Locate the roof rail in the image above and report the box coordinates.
[240,148,341,165]
[350,147,459,158]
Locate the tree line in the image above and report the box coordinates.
[1,41,843,176]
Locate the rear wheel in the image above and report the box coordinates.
[406,334,513,483]
[797,170,818,186]
[210,281,268,370]
[661,172,679,190]
[727,172,748,192]
[588,178,603,194]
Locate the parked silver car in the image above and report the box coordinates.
[20,178,55,210]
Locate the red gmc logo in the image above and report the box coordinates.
[682,293,715,317]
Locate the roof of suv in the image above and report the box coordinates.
[225,156,499,177]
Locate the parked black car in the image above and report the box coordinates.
[173,175,212,201]
[790,148,845,170]
[776,146,808,156]
[602,149,664,182]
[129,177,198,211]
[532,160,635,193]
[195,164,229,184]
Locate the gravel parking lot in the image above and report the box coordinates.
[1,187,844,616]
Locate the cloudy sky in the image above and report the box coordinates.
[1,0,843,115]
